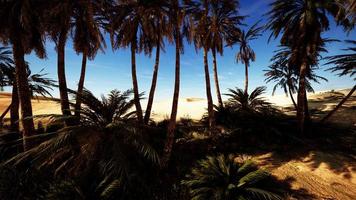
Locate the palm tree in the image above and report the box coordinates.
[161,0,185,168]
[321,40,356,123]
[1,67,55,132]
[225,86,272,113]
[188,0,217,130]
[45,0,73,119]
[266,0,352,134]
[0,0,47,149]
[182,154,282,200]
[143,1,170,124]
[229,23,263,94]
[4,89,159,199]
[208,0,244,107]
[109,0,166,124]
[72,0,105,119]
[264,45,328,111]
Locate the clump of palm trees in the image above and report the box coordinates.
[0,0,355,198]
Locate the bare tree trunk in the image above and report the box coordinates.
[297,61,308,135]
[244,62,249,94]
[203,48,215,130]
[144,42,160,124]
[57,30,71,118]
[10,83,19,132]
[212,49,223,108]
[75,50,88,118]
[288,85,297,110]
[321,85,356,123]
[11,34,35,150]
[162,21,181,168]
[131,41,144,124]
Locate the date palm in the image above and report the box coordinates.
[322,40,356,123]
[188,0,218,130]
[45,0,74,119]
[264,45,328,111]
[108,0,167,124]
[208,0,244,107]
[72,0,105,119]
[142,1,170,124]
[266,0,351,134]
[0,61,55,132]
[229,23,263,94]
[161,0,185,168]
[0,0,47,149]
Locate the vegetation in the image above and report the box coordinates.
[182,154,282,200]
[0,0,354,199]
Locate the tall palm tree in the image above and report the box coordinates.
[229,23,263,94]
[266,0,352,134]
[161,0,184,168]
[45,0,73,119]
[322,40,356,123]
[208,0,244,107]
[188,0,217,130]
[72,0,105,119]
[143,1,170,124]
[109,0,166,124]
[0,0,47,149]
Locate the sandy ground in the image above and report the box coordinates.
[255,151,356,200]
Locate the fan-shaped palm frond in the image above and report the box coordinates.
[182,154,282,200]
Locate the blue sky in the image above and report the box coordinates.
[21,0,355,102]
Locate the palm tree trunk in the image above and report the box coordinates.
[297,61,308,135]
[244,61,249,94]
[57,30,71,118]
[144,42,160,124]
[74,50,88,118]
[162,21,181,168]
[10,83,19,132]
[0,103,12,122]
[11,34,35,150]
[131,42,144,124]
[203,48,215,130]
[321,85,356,123]
[288,85,297,110]
[212,49,223,107]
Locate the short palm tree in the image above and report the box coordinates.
[182,154,282,200]
[225,86,272,113]
[229,23,263,94]
[266,0,352,134]
[0,0,47,149]
[322,40,356,122]
[5,89,159,199]
[264,45,328,111]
